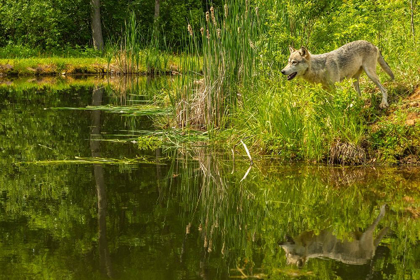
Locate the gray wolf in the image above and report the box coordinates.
[279,204,389,267]
[281,40,394,108]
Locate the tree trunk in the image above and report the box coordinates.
[90,86,113,278]
[154,0,160,20]
[91,0,104,51]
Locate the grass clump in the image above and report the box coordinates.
[137,136,163,150]
[228,81,367,163]
[175,1,260,129]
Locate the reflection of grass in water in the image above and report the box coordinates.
[162,150,420,278]
[20,156,163,165]
[85,129,210,149]
[51,104,171,116]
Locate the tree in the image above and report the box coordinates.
[154,0,160,20]
[91,0,104,51]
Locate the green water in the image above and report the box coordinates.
[0,77,419,279]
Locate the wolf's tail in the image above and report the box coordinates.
[378,52,395,80]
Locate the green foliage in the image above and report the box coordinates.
[137,135,163,150]
[0,0,221,51]
[0,0,91,49]
[370,109,420,163]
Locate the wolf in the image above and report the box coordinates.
[279,205,389,267]
[281,40,394,108]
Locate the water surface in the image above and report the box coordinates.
[0,77,419,279]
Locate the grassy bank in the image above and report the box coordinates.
[0,52,193,76]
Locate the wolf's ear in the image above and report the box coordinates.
[299,46,310,58]
[288,45,296,53]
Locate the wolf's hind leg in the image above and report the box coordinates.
[352,68,363,95]
[367,205,387,231]
[363,64,388,108]
[374,227,389,247]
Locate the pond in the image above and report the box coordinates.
[0,76,419,279]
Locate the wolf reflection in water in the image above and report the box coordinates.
[279,205,389,267]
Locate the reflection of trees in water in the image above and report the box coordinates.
[90,86,113,278]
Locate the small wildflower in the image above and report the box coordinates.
[224,4,228,18]
[187,24,193,36]
[238,27,241,34]
[206,11,210,22]
[217,28,221,38]
[255,6,259,17]
[200,27,204,35]
[206,29,210,39]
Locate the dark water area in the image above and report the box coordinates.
[0,77,419,279]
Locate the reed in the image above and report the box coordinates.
[176,0,262,129]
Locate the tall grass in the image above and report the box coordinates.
[233,81,367,163]
[176,1,262,129]
[112,12,141,74]
[109,11,176,75]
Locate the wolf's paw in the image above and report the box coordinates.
[379,100,389,109]
[377,204,388,220]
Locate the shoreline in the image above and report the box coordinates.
[0,56,187,77]
[1,73,418,167]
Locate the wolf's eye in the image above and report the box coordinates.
[292,61,298,65]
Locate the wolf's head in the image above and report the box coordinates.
[281,46,311,81]
[279,236,307,267]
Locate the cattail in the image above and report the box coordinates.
[206,11,210,22]
[217,28,221,38]
[245,0,249,16]
[200,27,204,35]
[210,6,217,26]
[224,4,228,18]
[206,29,210,39]
[187,24,193,36]
[208,239,213,253]
[221,242,225,255]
